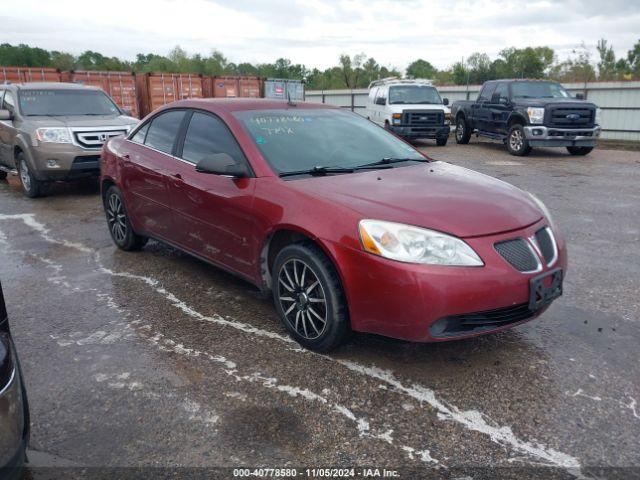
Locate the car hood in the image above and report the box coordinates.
[25,115,138,128]
[289,161,543,238]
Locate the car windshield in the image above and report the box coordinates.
[18,89,121,116]
[388,85,441,104]
[511,82,571,99]
[234,108,425,176]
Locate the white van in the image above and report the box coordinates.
[365,78,451,145]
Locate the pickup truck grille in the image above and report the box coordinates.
[547,106,594,128]
[405,111,443,126]
[72,129,127,149]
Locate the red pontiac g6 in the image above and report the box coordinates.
[101,99,566,352]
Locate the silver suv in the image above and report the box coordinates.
[0,83,138,197]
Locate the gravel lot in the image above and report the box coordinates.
[0,139,639,479]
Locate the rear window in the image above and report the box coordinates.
[18,89,121,116]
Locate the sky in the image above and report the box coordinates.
[2,0,640,71]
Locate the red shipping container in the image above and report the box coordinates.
[136,73,204,117]
[0,67,62,83]
[211,76,263,98]
[64,70,139,118]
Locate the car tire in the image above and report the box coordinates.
[272,242,350,352]
[566,146,594,156]
[0,170,7,180]
[455,117,471,144]
[104,185,148,251]
[16,153,47,198]
[506,124,532,156]
[436,136,448,146]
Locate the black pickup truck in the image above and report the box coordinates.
[451,79,601,156]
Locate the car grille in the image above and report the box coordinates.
[429,303,535,337]
[494,238,539,272]
[547,106,594,128]
[406,111,443,126]
[534,227,556,265]
[72,129,127,149]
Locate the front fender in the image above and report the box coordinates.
[11,134,35,171]
[508,111,529,128]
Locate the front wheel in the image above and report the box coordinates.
[17,153,47,198]
[436,136,448,146]
[273,243,350,352]
[455,117,471,144]
[567,146,594,156]
[104,186,148,251]
[506,124,531,156]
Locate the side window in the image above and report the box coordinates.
[130,122,149,144]
[3,92,15,112]
[180,111,247,165]
[478,83,496,102]
[375,88,386,105]
[369,87,378,101]
[144,110,185,154]
[494,83,508,102]
[0,90,5,109]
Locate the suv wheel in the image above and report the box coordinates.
[17,153,47,198]
[273,243,350,352]
[436,136,448,147]
[104,185,148,251]
[566,146,594,156]
[455,117,471,144]
[506,124,532,156]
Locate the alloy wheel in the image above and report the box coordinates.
[277,258,327,340]
[456,121,464,141]
[509,129,524,151]
[19,160,31,191]
[107,193,127,243]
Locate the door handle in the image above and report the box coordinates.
[122,154,130,162]
[173,173,182,180]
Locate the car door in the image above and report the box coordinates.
[474,82,496,132]
[488,82,510,135]
[121,109,186,242]
[0,90,17,168]
[167,110,257,278]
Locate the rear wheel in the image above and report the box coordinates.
[104,185,148,251]
[436,136,448,146]
[16,152,47,198]
[566,146,594,156]
[455,117,471,144]
[506,124,531,156]
[273,243,350,352]
[0,170,7,180]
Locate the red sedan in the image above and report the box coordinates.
[101,99,566,352]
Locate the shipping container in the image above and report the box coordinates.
[264,79,304,102]
[0,67,62,84]
[208,76,263,98]
[63,70,139,118]
[136,73,204,118]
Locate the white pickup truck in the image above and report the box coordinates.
[365,78,451,146]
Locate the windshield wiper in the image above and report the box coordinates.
[279,165,355,177]
[356,157,428,168]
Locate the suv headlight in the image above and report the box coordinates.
[595,107,602,125]
[358,220,483,266]
[527,107,545,125]
[34,128,72,144]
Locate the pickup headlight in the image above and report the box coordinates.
[526,107,545,125]
[34,128,72,144]
[358,220,483,266]
[595,107,602,125]
[444,112,451,125]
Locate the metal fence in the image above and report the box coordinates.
[305,81,640,142]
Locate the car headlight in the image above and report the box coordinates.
[529,193,556,231]
[34,128,72,144]
[595,107,602,125]
[444,112,451,125]
[527,107,545,125]
[358,219,483,266]
[392,113,401,125]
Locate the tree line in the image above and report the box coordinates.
[1,40,639,90]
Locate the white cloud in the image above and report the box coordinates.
[1,0,639,71]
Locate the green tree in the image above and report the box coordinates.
[406,59,436,79]
[596,39,617,80]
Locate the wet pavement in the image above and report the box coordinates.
[0,140,639,479]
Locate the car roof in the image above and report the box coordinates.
[166,98,339,114]
[4,82,102,91]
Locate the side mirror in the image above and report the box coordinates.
[0,109,12,121]
[195,153,247,178]
[122,108,133,117]
[442,98,449,106]
[575,93,585,100]
[499,96,509,105]
[375,97,386,106]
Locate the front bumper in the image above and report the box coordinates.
[28,143,101,181]
[523,125,600,147]
[327,218,567,342]
[389,124,450,139]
